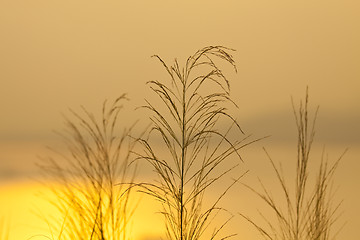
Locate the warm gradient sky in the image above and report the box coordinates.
[0,0,359,239]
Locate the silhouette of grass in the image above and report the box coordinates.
[240,88,346,240]
[29,47,347,240]
[134,46,257,240]
[38,95,138,240]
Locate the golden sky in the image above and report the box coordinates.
[1,0,359,138]
[0,0,359,239]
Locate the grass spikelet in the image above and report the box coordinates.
[135,46,254,240]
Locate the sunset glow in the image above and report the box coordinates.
[1,0,359,239]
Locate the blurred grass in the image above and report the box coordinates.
[38,95,139,240]
[0,217,9,240]
[240,88,345,240]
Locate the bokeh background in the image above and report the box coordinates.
[0,0,359,239]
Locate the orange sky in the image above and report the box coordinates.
[0,0,359,239]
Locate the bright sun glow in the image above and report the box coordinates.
[0,182,164,240]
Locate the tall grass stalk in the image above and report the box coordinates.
[39,95,137,240]
[240,88,345,240]
[135,46,253,240]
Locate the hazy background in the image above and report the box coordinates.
[0,0,359,239]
